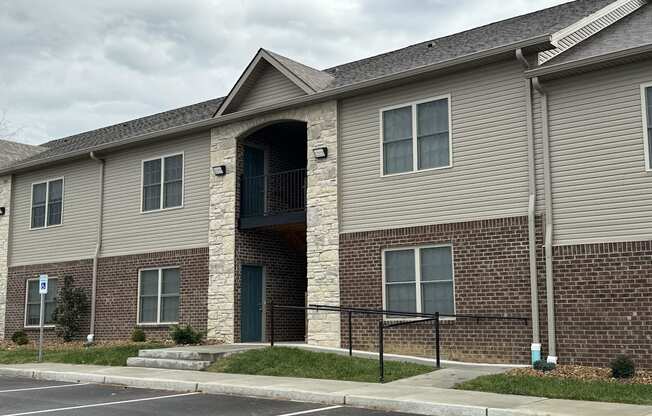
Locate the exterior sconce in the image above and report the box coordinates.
[313,147,328,159]
[212,165,227,176]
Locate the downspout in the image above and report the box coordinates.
[516,49,541,363]
[532,77,557,363]
[88,151,105,342]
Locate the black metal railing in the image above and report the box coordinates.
[269,303,528,383]
[241,168,306,217]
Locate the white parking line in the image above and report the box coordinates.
[275,405,343,416]
[0,392,200,416]
[0,383,91,394]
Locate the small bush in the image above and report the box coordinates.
[53,276,89,342]
[611,355,635,379]
[533,359,556,372]
[131,328,146,343]
[170,324,204,345]
[11,330,29,346]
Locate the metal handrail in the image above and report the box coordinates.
[268,303,528,383]
[240,168,306,218]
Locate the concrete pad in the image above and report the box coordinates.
[488,398,652,416]
[345,396,486,416]
[198,382,346,405]
[35,370,106,384]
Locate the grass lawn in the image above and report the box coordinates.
[207,346,434,383]
[456,374,652,405]
[0,343,165,366]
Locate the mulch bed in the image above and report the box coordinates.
[509,365,652,385]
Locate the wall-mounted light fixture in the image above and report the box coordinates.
[0,207,5,216]
[212,165,227,176]
[312,147,328,159]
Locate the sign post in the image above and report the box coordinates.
[38,274,48,362]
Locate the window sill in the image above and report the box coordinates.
[381,164,453,178]
[383,317,456,323]
[136,322,178,328]
[24,325,56,329]
[29,224,63,231]
[140,205,184,215]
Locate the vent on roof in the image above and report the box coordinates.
[427,42,434,48]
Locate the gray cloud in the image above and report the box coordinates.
[0,0,567,144]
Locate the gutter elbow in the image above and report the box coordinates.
[532,76,547,95]
[515,48,530,70]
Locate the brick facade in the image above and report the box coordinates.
[340,217,535,364]
[4,248,208,342]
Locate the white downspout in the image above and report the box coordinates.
[516,49,541,363]
[532,77,557,363]
[88,151,105,342]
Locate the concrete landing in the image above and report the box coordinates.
[126,344,264,371]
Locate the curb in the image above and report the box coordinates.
[0,367,536,416]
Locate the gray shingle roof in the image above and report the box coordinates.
[0,139,45,168]
[544,3,652,65]
[5,0,626,171]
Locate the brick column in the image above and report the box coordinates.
[0,175,11,340]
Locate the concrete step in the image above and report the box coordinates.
[138,349,225,362]
[126,357,213,371]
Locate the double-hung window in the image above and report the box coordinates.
[382,96,451,175]
[25,278,58,327]
[142,154,183,212]
[383,245,454,316]
[644,84,652,170]
[138,267,180,324]
[31,178,63,229]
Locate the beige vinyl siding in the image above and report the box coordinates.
[9,159,99,266]
[543,59,652,245]
[234,61,305,112]
[340,59,529,233]
[101,132,210,256]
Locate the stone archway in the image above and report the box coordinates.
[207,100,340,347]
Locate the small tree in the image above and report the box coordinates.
[53,276,89,342]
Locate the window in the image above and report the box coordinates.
[142,154,183,212]
[383,245,454,317]
[25,278,58,327]
[644,84,652,170]
[382,96,451,175]
[31,178,63,228]
[138,268,180,324]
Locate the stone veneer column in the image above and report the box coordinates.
[207,101,340,346]
[207,129,237,342]
[0,175,11,340]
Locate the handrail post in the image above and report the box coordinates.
[435,311,440,368]
[378,320,384,383]
[270,302,275,347]
[348,310,353,357]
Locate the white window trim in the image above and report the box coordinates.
[379,94,453,177]
[381,244,455,321]
[641,82,652,172]
[29,177,65,230]
[140,152,185,214]
[136,266,180,326]
[24,277,58,329]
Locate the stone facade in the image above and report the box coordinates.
[4,248,208,342]
[208,100,340,346]
[339,216,535,364]
[0,175,11,340]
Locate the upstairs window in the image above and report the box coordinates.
[31,178,63,229]
[382,96,451,175]
[644,84,652,170]
[25,278,58,327]
[142,154,183,212]
[383,245,454,317]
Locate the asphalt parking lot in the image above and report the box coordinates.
[0,375,418,416]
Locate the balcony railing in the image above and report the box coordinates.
[240,168,306,221]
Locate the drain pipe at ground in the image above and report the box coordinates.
[516,49,541,364]
[532,77,557,364]
[88,151,105,343]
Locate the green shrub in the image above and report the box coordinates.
[11,330,29,345]
[611,355,635,379]
[533,359,556,372]
[131,328,146,343]
[53,276,89,342]
[170,324,204,345]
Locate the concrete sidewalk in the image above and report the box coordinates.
[1,363,651,416]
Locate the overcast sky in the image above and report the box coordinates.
[0,0,569,145]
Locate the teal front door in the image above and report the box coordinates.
[241,265,264,342]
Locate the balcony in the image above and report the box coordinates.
[239,168,307,229]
